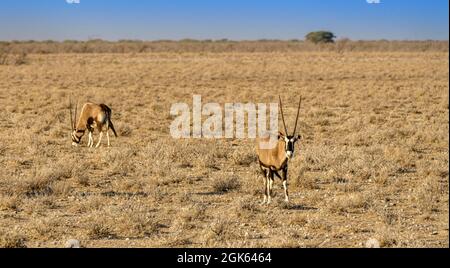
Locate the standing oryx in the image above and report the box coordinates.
[70,100,118,148]
[256,95,302,204]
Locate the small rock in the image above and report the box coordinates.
[65,239,81,248]
[432,231,438,235]
[365,238,380,248]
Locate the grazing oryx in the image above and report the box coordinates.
[256,96,302,204]
[70,100,118,148]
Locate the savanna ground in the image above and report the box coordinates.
[0,49,448,247]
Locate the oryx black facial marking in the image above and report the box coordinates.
[71,129,85,144]
[279,133,301,160]
[284,136,296,158]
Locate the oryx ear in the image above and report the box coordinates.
[278,131,285,139]
[297,134,302,140]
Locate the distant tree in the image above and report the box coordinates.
[305,31,336,44]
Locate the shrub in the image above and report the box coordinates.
[212,176,241,194]
[306,31,336,44]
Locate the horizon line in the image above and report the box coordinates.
[1,38,449,42]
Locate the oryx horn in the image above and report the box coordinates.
[292,96,302,136]
[69,98,74,131]
[73,100,78,130]
[278,95,288,136]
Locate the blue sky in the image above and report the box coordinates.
[0,0,448,41]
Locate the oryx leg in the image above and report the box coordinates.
[262,173,268,204]
[258,163,268,204]
[260,167,268,204]
[95,132,104,148]
[88,131,93,147]
[267,170,274,204]
[105,120,111,147]
[282,167,289,203]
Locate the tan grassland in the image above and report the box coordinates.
[0,50,448,247]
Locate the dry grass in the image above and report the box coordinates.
[0,231,27,248]
[0,49,448,248]
[1,40,448,54]
[0,48,28,65]
[212,176,241,194]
